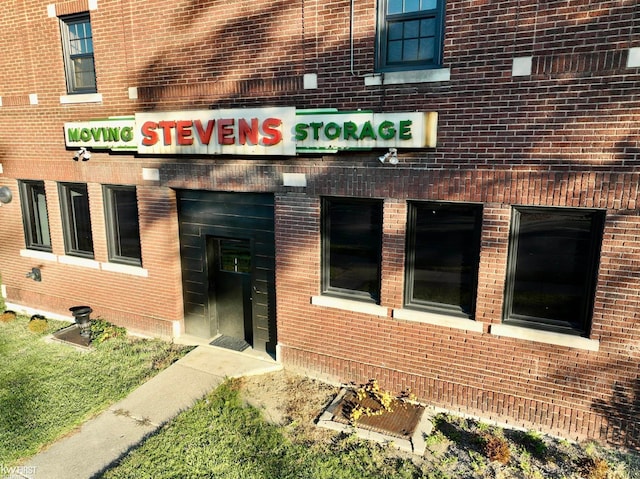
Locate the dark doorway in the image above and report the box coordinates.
[177,191,276,354]
[207,237,253,349]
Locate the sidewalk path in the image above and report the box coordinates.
[17,345,282,479]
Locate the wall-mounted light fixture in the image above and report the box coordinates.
[378,148,398,165]
[0,186,12,204]
[73,147,91,161]
[26,267,41,282]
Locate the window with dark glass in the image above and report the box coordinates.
[504,207,605,335]
[377,0,446,71]
[60,13,97,94]
[104,186,142,266]
[322,197,383,302]
[19,180,52,252]
[59,183,94,258]
[405,201,482,317]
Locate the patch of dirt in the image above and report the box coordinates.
[239,369,339,442]
[238,370,640,479]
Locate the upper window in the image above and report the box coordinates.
[103,186,142,266]
[322,197,383,302]
[19,181,52,252]
[405,201,482,317]
[504,207,605,336]
[377,0,446,71]
[59,183,94,258]
[60,13,97,94]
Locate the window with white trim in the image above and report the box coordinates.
[503,206,604,336]
[103,185,142,266]
[322,197,383,302]
[377,0,446,71]
[19,180,52,252]
[405,201,482,317]
[59,183,94,258]
[60,13,97,94]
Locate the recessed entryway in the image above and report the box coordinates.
[177,191,276,354]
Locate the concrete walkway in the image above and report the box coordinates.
[15,345,282,479]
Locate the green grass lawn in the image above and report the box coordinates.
[100,380,423,479]
[0,314,190,465]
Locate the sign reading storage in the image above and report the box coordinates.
[64,108,438,155]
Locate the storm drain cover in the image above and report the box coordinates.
[52,325,92,349]
[331,389,424,439]
[210,335,250,352]
[317,388,433,455]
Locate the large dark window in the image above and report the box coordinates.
[19,180,52,252]
[322,197,383,302]
[60,13,97,94]
[104,186,142,266]
[405,201,482,317]
[377,0,446,71]
[504,207,604,335]
[59,183,94,258]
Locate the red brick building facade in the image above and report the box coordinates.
[0,0,639,447]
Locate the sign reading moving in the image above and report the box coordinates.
[64,108,438,156]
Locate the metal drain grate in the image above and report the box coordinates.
[331,389,424,439]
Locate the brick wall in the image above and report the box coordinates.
[0,0,638,446]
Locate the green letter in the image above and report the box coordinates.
[107,127,120,142]
[324,122,341,140]
[378,120,396,140]
[121,127,133,142]
[310,122,324,140]
[399,120,412,140]
[295,123,309,141]
[343,121,359,140]
[80,128,91,142]
[359,121,377,140]
[68,128,80,142]
[90,128,102,141]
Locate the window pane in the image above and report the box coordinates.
[388,0,403,14]
[32,186,51,247]
[61,183,93,257]
[387,40,403,63]
[106,186,141,265]
[69,186,93,253]
[325,199,382,300]
[420,18,436,36]
[421,0,437,10]
[219,239,250,273]
[69,21,93,55]
[405,0,420,13]
[513,212,594,320]
[404,19,420,38]
[506,208,603,333]
[409,203,481,314]
[388,22,404,41]
[403,39,419,61]
[418,38,435,61]
[20,181,51,251]
[112,189,141,261]
[73,57,96,90]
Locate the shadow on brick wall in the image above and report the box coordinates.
[593,379,640,449]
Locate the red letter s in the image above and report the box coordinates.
[261,118,282,146]
[141,121,158,146]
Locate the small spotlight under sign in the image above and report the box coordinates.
[73,147,91,161]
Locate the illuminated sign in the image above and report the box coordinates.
[63,108,438,155]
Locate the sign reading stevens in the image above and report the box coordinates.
[64,108,437,155]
